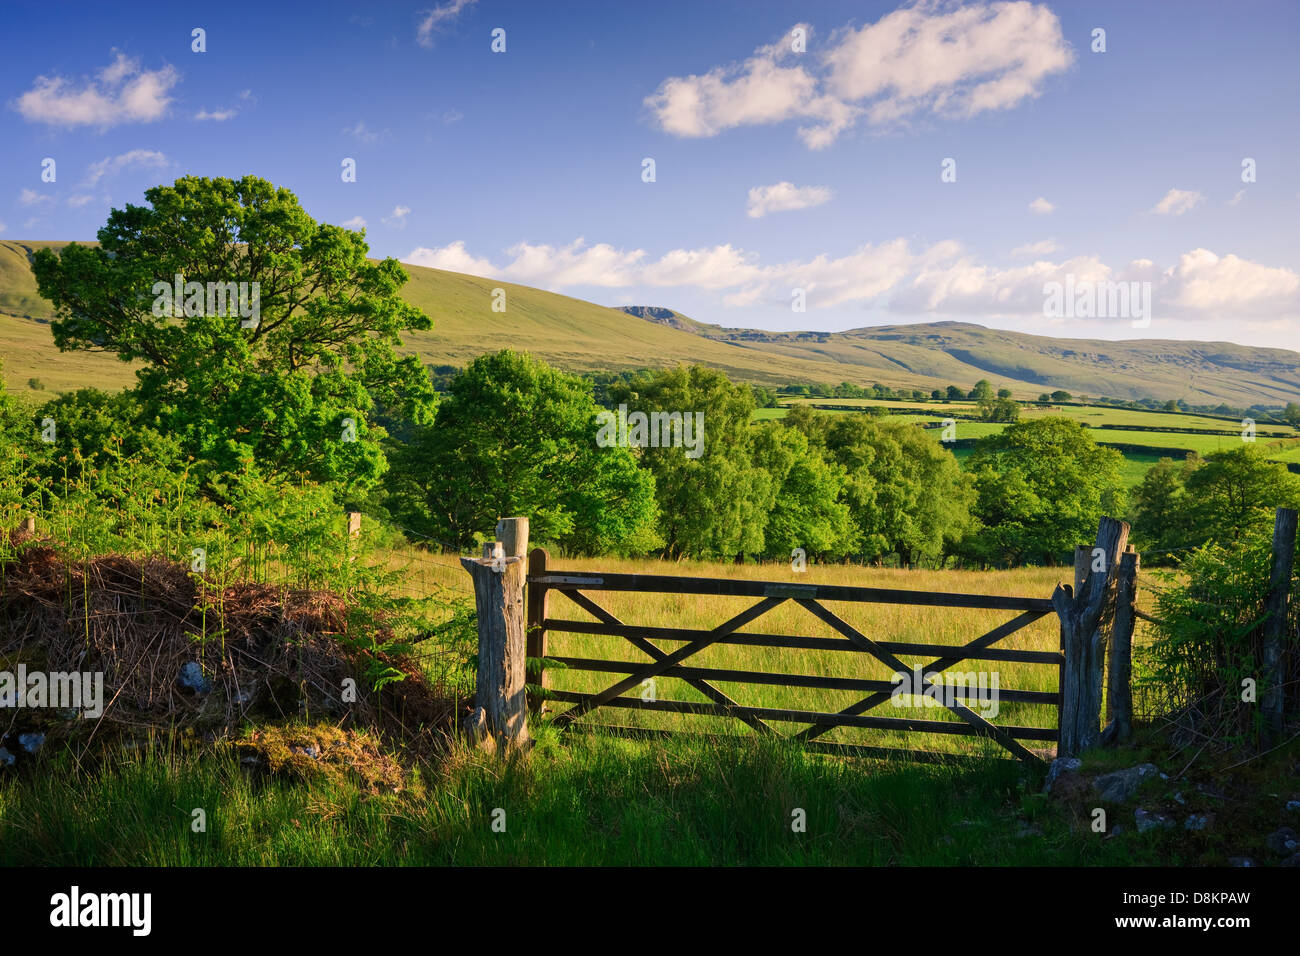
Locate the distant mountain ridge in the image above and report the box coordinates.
[1,239,1296,406]
[618,305,1300,407]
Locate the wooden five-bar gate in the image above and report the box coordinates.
[460,516,1140,768]
[530,552,1058,765]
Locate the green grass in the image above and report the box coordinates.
[0,730,1166,866]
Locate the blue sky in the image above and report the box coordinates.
[3,0,1298,349]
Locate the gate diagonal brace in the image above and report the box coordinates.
[557,588,777,736]
[793,600,1044,765]
[551,595,786,729]
[795,608,1046,744]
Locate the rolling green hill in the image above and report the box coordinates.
[2,239,1297,408]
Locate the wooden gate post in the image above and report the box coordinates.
[460,517,531,753]
[526,547,550,715]
[1054,516,1129,758]
[1102,547,1139,745]
[1263,507,1297,745]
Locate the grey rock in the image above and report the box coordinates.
[18,732,44,754]
[1265,827,1299,856]
[178,661,212,694]
[1184,813,1213,831]
[1135,808,1176,833]
[1285,800,1300,812]
[0,747,14,768]
[1173,791,1186,805]
[1093,763,1160,803]
[1042,757,1082,795]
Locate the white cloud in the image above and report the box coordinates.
[402,236,910,307]
[1028,196,1054,214]
[402,235,1300,323]
[417,0,477,48]
[340,216,367,230]
[0,222,6,234]
[12,52,179,128]
[1164,248,1298,312]
[405,240,499,276]
[501,239,649,287]
[382,205,412,228]
[746,181,832,218]
[1010,239,1059,258]
[84,149,168,186]
[194,108,237,121]
[67,194,96,208]
[18,188,53,207]
[1151,188,1204,216]
[647,3,1073,149]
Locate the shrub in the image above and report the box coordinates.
[1137,527,1299,751]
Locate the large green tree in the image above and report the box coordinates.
[819,416,973,565]
[608,365,773,559]
[390,351,660,555]
[965,417,1125,565]
[750,423,856,560]
[31,175,435,496]
[1129,455,1200,556]
[1183,445,1300,544]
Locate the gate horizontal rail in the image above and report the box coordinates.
[545,618,1060,663]
[544,691,1059,740]
[530,571,1055,612]
[549,655,1060,704]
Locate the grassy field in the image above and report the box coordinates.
[0,544,1271,868]
[760,400,1300,487]
[1,727,1171,866]
[783,397,1292,432]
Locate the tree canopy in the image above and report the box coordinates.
[965,417,1125,565]
[32,175,435,494]
[388,350,660,555]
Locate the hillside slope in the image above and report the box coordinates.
[1,239,1297,405]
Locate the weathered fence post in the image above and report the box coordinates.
[1102,546,1139,745]
[459,516,531,754]
[19,517,36,536]
[526,547,550,715]
[1054,516,1129,757]
[1263,507,1297,745]
[1072,544,1090,597]
[346,511,361,538]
